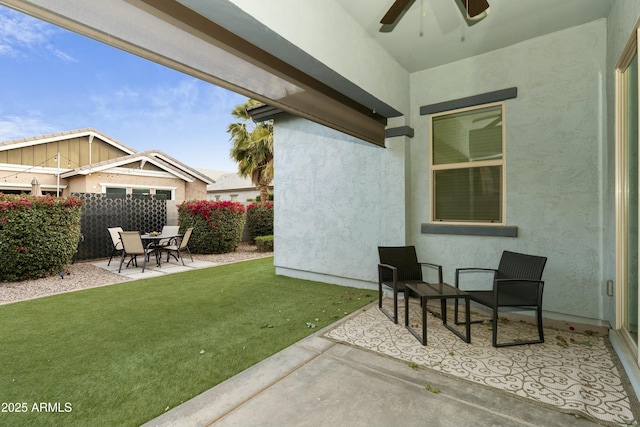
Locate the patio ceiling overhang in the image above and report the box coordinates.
[0,0,393,147]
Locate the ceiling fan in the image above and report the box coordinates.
[380,0,490,30]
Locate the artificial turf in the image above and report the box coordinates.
[0,257,375,426]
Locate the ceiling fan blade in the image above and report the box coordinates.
[455,0,490,23]
[380,0,416,25]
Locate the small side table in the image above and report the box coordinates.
[404,281,471,345]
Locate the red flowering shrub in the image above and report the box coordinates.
[0,194,85,281]
[177,200,245,253]
[246,202,274,242]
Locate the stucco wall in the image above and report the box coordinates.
[409,20,608,323]
[274,115,408,289]
[272,16,612,325]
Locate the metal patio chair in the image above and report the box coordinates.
[107,226,124,266]
[157,225,180,247]
[377,246,443,324]
[454,250,547,347]
[117,231,156,273]
[162,227,194,265]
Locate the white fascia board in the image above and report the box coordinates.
[99,182,177,190]
[148,152,215,184]
[0,182,67,189]
[61,157,194,182]
[0,163,72,175]
[0,130,136,155]
[108,167,181,179]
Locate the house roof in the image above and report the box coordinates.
[144,151,217,185]
[194,168,231,181]
[0,128,137,155]
[206,172,273,192]
[0,128,215,185]
[60,149,215,184]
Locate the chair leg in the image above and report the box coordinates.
[537,306,544,342]
[108,248,117,266]
[492,306,545,347]
[141,253,147,273]
[118,252,126,273]
[185,247,193,262]
[126,255,137,268]
[492,307,500,347]
[378,285,399,324]
[167,250,179,262]
[393,289,399,324]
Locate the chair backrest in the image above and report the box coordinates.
[159,225,180,245]
[179,227,193,249]
[118,231,145,255]
[108,227,124,250]
[497,251,547,281]
[161,225,179,235]
[378,246,422,281]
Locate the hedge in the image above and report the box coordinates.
[255,235,274,252]
[177,200,245,254]
[0,194,84,281]
[246,202,274,242]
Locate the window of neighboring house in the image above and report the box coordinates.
[0,189,23,194]
[214,195,221,201]
[430,102,505,224]
[155,189,172,200]
[132,188,151,195]
[230,194,238,201]
[106,187,126,195]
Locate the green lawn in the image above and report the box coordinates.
[0,258,375,427]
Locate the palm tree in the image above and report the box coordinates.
[228,99,274,205]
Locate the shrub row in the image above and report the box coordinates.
[0,194,84,281]
[246,202,273,242]
[178,200,245,254]
[255,235,274,252]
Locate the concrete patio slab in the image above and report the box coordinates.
[92,259,218,279]
[142,306,599,427]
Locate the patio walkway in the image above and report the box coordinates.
[143,300,639,427]
[92,258,217,279]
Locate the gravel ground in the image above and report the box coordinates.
[0,242,272,305]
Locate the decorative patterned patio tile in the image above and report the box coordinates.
[325,299,638,426]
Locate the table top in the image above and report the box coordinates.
[404,281,468,298]
[140,233,182,240]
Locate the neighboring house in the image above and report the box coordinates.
[198,168,273,202]
[0,129,215,223]
[8,0,640,394]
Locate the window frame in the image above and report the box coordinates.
[429,101,507,226]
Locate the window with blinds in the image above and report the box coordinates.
[430,103,505,224]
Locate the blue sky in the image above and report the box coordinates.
[0,6,248,172]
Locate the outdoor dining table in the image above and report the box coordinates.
[140,232,182,266]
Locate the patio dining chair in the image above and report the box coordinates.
[117,231,156,273]
[162,227,194,265]
[157,225,180,247]
[107,226,124,266]
[454,250,547,347]
[378,246,443,324]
